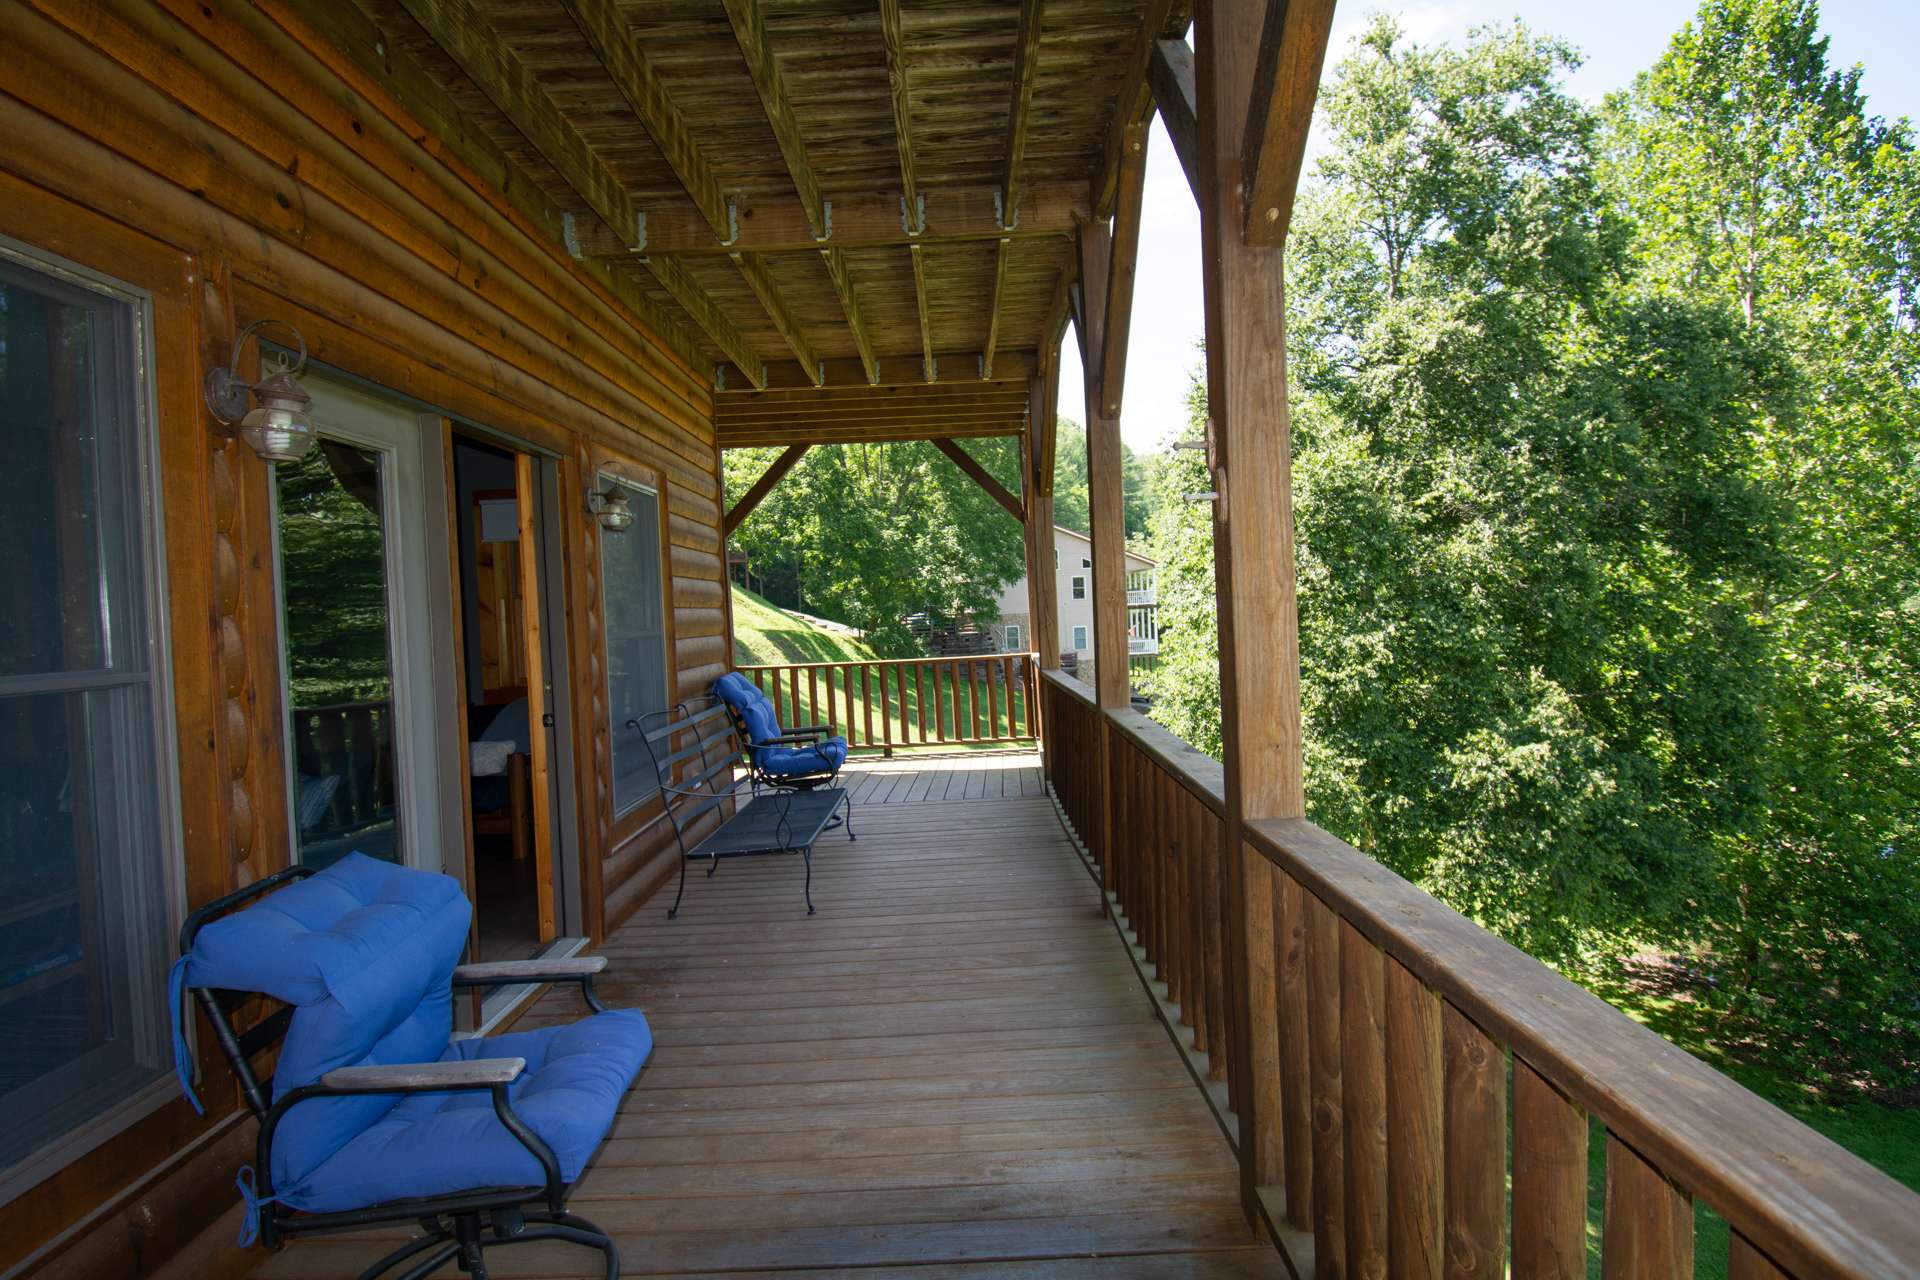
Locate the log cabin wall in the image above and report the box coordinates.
[0,2,723,1274]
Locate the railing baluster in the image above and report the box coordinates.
[861,664,875,749]
[1343,920,1389,1279]
[1210,810,1234,1089]
[1386,958,1444,1280]
[1444,1005,1507,1280]
[1277,870,1312,1223]
[970,661,984,740]
[788,667,800,730]
[1184,791,1208,1053]
[1306,889,1347,1276]
[1603,1133,1693,1280]
[915,663,930,742]
[1728,1234,1789,1280]
[1514,1058,1588,1280]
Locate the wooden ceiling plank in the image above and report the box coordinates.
[720,0,827,240]
[877,0,921,230]
[1098,122,1150,418]
[1000,0,1044,229]
[933,438,1025,523]
[720,421,1022,447]
[1149,38,1200,200]
[397,0,639,246]
[1241,0,1337,245]
[732,251,821,386]
[561,0,730,235]
[1092,0,1180,218]
[645,256,768,389]
[724,443,810,535]
[718,351,1038,391]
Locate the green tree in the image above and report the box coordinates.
[1608,0,1920,1090]
[725,440,1027,655]
[1050,418,1153,540]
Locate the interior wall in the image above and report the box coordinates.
[0,2,722,1274]
[453,439,520,708]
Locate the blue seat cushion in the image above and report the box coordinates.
[287,1009,653,1212]
[712,672,779,744]
[180,854,472,1193]
[758,736,849,778]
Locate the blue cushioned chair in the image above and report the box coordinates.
[711,671,850,789]
[169,854,651,1279]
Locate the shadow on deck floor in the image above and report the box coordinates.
[252,753,1279,1278]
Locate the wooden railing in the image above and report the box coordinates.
[740,653,1040,753]
[1039,668,1920,1279]
[288,698,394,830]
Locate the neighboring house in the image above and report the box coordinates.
[992,525,1158,663]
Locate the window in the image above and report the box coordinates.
[599,481,668,816]
[1071,626,1089,651]
[1003,624,1021,650]
[1071,575,1086,600]
[0,244,178,1199]
[1081,556,1091,569]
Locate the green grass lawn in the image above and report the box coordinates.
[730,587,1034,750]
[1573,974,1920,1278]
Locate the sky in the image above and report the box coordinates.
[1059,0,1920,452]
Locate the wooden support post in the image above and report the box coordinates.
[723,443,809,536]
[1194,0,1312,1228]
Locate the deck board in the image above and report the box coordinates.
[252,753,1276,1279]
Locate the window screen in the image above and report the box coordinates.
[600,483,669,816]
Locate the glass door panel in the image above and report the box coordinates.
[276,440,402,867]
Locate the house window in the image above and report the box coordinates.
[1003,624,1021,650]
[1071,626,1089,651]
[0,245,179,1199]
[599,480,669,816]
[1081,556,1091,569]
[1071,575,1086,600]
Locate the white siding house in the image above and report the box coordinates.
[992,525,1158,662]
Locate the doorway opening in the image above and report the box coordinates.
[451,435,555,963]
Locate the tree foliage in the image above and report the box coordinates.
[1145,3,1918,1093]
[725,440,1027,655]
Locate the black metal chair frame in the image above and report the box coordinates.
[634,698,853,919]
[179,866,622,1280]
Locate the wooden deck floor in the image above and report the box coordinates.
[254,753,1279,1278]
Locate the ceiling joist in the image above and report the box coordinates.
[877,0,921,225]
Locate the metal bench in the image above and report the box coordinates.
[634,697,854,918]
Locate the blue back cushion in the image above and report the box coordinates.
[713,672,781,758]
[183,854,471,1194]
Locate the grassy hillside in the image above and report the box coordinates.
[729,587,1030,750]
[731,587,881,666]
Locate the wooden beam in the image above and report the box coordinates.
[1196,0,1307,1222]
[718,351,1037,391]
[1074,219,1110,387]
[1093,0,1181,217]
[724,443,810,536]
[1098,122,1151,418]
[983,239,1012,379]
[644,256,768,389]
[820,247,880,385]
[1076,218,1128,716]
[878,0,922,230]
[575,182,1088,257]
[561,0,729,234]
[1240,0,1336,244]
[1150,38,1201,199]
[720,0,827,239]
[719,421,1021,447]
[933,438,1025,523]
[398,0,639,247]
[909,243,935,381]
[1001,0,1044,228]
[731,251,821,386]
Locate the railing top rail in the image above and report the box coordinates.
[1247,815,1920,1279]
[1040,666,1096,705]
[1105,709,1226,817]
[739,653,1037,673]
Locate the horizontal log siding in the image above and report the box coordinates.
[0,3,722,1274]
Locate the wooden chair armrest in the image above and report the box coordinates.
[320,1057,525,1092]
[453,956,609,985]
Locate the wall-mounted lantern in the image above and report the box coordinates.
[586,483,635,532]
[205,319,317,463]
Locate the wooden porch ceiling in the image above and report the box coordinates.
[315,0,1187,398]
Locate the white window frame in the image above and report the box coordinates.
[1070,575,1086,600]
[0,236,186,1208]
[1003,624,1021,650]
[1072,625,1089,651]
[600,479,670,818]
